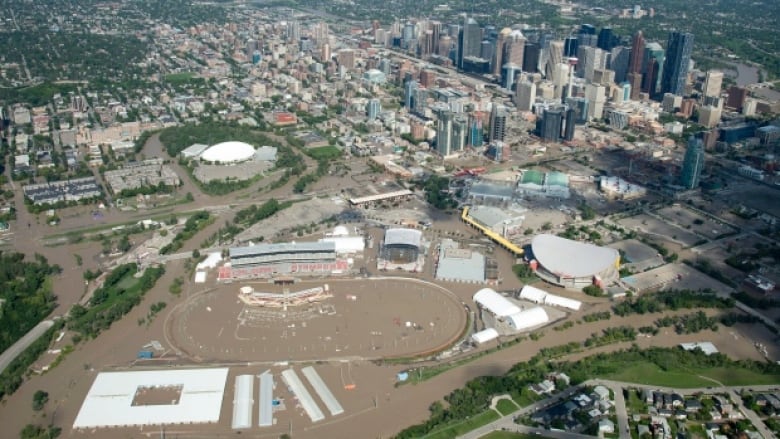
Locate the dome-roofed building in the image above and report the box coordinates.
[528,234,619,289]
[200,141,256,164]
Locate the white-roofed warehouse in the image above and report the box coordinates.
[529,234,620,289]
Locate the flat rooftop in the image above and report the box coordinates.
[73,368,229,429]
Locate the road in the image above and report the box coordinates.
[458,379,779,439]
[0,320,55,375]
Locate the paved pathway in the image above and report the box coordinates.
[0,320,55,374]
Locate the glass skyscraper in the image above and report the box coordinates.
[680,136,705,189]
[661,31,694,96]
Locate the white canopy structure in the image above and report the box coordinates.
[472,328,499,344]
[473,288,521,317]
[505,306,549,331]
[519,285,581,311]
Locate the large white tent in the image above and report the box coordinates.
[505,306,549,331]
[473,288,521,317]
[472,328,499,344]
[519,285,581,311]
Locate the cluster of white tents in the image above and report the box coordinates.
[471,286,582,345]
[517,285,582,311]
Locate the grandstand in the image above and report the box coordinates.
[378,228,425,272]
[219,242,349,281]
[237,285,332,308]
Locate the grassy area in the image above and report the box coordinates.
[625,388,647,414]
[164,72,196,83]
[115,273,141,290]
[305,145,342,160]
[496,398,520,416]
[422,410,501,439]
[604,363,780,387]
[695,367,780,386]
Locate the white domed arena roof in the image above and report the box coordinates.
[200,141,255,163]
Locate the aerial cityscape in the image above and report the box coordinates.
[1,0,780,438]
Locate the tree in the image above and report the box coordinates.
[583,285,605,297]
[117,235,131,253]
[32,390,48,411]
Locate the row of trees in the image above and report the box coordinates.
[159,211,212,255]
[67,263,165,339]
[612,289,733,316]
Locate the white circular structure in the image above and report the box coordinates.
[200,141,255,164]
[530,234,619,289]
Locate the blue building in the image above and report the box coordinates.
[661,31,694,96]
[680,136,704,189]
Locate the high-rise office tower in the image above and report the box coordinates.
[493,28,510,75]
[430,21,442,53]
[680,136,705,189]
[628,31,645,75]
[563,107,577,141]
[404,80,418,110]
[563,36,579,58]
[610,46,631,84]
[726,85,748,110]
[458,17,482,68]
[469,115,484,147]
[523,42,540,73]
[579,46,607,81]
[502,63,521,90]
[489,104,507,142]
[703,70,724,98]
[480,40,495,62]
[438,36,452,57]
[286,20,301,42]
[451,116,469,152]
[515,80,536,111]
[661,31,694,96]
[643,42,665,97]
[366,99,381,120]
[436,111,454,156]
[546,40,564,79]
[539,107,564,142]
[504,30,526,67]
[597,27,614,51]
[628,72,642,100]
[585,84,606,120]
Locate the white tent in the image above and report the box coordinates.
[471,328,499,344]
[473,288,521,317]
[505,307,549,331]
[519,285,547,303]
[543,294,581,311]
